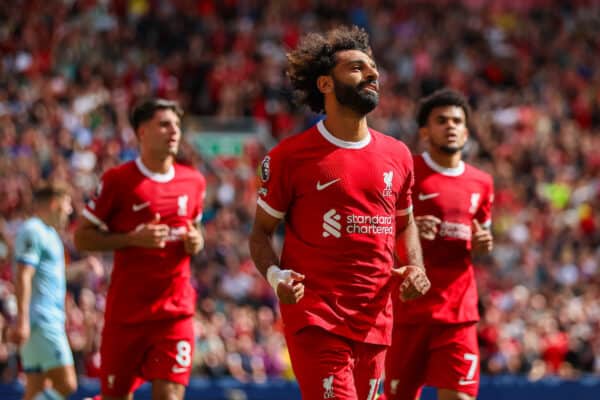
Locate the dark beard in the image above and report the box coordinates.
[333,76,379,115]
[438,144,464,155]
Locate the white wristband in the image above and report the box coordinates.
[266,265,291,292]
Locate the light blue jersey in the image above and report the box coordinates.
[14,217,66,329]
[14,217,73,372]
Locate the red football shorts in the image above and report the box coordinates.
[100,316,194,396]
[285,326,386,400]
[383,322,479,399]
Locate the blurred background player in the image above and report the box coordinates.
[382,89,494,400]
[249,26,430,400]
[74,99,206,400]
[10,183,77,400]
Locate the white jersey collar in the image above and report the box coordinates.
[422,152,465,176]
[135,157,175,182]
[316,120,371,149]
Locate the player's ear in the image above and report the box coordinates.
[418,126,429,142]
[317,75,333,94]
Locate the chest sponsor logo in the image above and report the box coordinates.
[383,171,393,197]
[177,195,188,216]
[418,192,439,201]
[322,209,342,238]
[317,178,341,191]
[322,209,393,238]
[132,201,150,212]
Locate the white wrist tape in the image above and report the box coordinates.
[266,265,292,291]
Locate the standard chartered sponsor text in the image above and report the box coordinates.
[346,214,393,235]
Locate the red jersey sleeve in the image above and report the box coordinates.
[475,177,494,229]
[256,146,292,219]
[82,169,119,231]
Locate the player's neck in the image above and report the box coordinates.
[322,113,369,142]
[139,153,174,174]
[37,209,58,230]
[427,149,462,169]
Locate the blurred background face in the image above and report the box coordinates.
[421,105,468,155]
[330,50,379,115]
[138,108,182,159]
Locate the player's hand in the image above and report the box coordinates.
[471,219,493,254]
[415,215,441,240]
[129,214,170,248]
[393,265,431,302]
[268,267,305,304]
[184,220,204,255]
[8,318,30,346]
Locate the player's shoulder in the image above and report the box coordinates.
[102,160,137,180]
[19,217,42,231]
[174,162,205,180]
[16,217,44,240]
[270,125,319,156]
[371,129,412,154]
[464,162,493,186]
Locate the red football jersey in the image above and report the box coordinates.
[83,158,206,325]
[394,152,494,324]
[258,120,414,346]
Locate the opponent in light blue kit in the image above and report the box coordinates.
[11,183,77,400]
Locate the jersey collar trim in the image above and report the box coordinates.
[135,157,175,182]
[316,120,371,149]
[422,152,465,176]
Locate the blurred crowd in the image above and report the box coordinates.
[1,0,600,385]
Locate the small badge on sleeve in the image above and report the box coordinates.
[259,156,271,182]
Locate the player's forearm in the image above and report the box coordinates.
[396,216,425,269]
[74,226,134,251]
[248,228,280,278]
[14,266,32,324]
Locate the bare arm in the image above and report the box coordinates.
[393,213,430,301]
[396,214,424,268]
[11,263,35,345]
[249,206,304,304]
[249,207,281,277]
[74,215,169,252]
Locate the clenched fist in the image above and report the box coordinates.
[392,265,431,301]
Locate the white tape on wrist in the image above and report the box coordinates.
[266,265,291,291]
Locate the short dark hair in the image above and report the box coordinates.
[416,89,471,127]
[129,98,183,131]
[287,25,372,113]
[33,182,71,203]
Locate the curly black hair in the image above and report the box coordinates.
[286,25,372,113]
[416,89,472,127]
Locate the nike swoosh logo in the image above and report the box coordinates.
[132,202,150,212]
[317,178,341,191]
[458,379,477,386]
[418,193,439,201]
[172,365,187,374]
